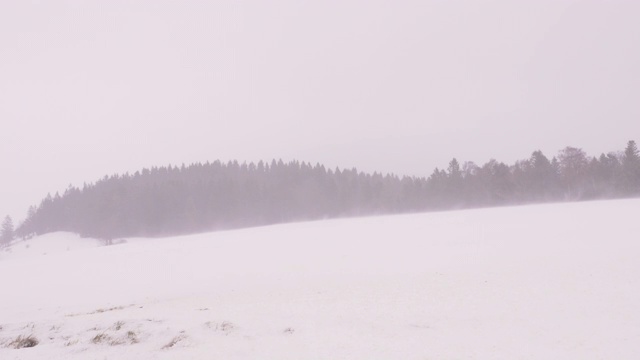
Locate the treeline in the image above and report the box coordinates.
[15,140,640,240]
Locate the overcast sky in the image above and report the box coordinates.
[1,0,639,221]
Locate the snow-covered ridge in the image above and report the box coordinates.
[0,232,104,260]
[1,199,639,359]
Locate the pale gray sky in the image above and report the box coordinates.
[1,0,639,222]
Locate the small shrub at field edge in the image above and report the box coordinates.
[7,335,39,349]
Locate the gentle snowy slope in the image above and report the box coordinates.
[1,199,640,359]
[0,232,104,260]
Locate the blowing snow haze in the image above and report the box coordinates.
[13,140,640,241]
[2,2,640,359]
[1,1,640,221]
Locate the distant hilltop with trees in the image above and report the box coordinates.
[5,140,640,241]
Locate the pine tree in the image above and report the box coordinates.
[557,147,589,199]
[447,158,462,179]
[1,215,14,246]
[624,140,639,161]
[528,150,558,200]
[621,140,640,194]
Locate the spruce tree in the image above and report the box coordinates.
[1,215,14,246]
[621,140,640,194]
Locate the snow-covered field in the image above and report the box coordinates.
[1,199,640,359]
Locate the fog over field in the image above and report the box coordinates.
[1,0,640,220]
[1,1,639,359]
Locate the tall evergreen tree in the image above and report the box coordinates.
[527,150,559,201]
[1,215,14,246]
[557,147,589,199]
[621,140,640,194]
[446,158,463,202]
[447,158,462,179]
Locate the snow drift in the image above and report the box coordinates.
[1,199,639,359]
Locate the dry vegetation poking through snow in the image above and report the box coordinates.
[0,301,248,358]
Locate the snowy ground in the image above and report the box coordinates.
[1,199,640,359]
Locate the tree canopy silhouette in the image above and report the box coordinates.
[16,141,640,240]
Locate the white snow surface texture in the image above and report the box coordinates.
[1,199,639,359]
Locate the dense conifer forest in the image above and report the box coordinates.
[13,140,640,240]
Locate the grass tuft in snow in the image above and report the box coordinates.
[7,334,39,349]
[64,339,79,347]
[89,325,140,346]
[204,321,235,335]
[91,333,111,344]
[162,334,187,349]
[126,331,139,344]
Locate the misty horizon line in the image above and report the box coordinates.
[11,140,640,210]
[3,139,637,242]
[30,141,636,199]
